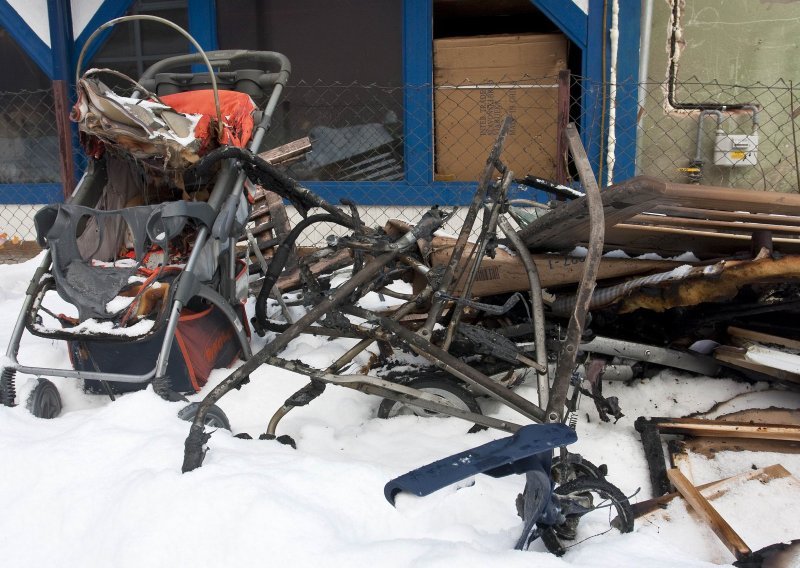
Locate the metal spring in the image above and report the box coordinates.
[567,410,578,431]
[1,367,17,407]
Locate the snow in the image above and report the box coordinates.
[2,254,800,567]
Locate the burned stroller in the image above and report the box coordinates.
[0,16,305,420]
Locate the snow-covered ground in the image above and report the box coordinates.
[1,254,799,567]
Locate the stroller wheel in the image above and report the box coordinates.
[551,453,608,484]
[377,378,481,419]
[26,379,63,419]
[543,477,634,556]
[178,402,231,430]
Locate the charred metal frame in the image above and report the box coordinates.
[181,118,609,473]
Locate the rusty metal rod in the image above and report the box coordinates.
[442,169,513,350]
[419,116,513,340]
[262,288,436,438]
[545,123,605,423]
[344,305,546,423]
[183,250,399,472]
[498,215,549,408]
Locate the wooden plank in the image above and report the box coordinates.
[518,177,667,250]
[727,326,800,351]
[258,136,312,165]
[667,468,752,560]
[0,240,42,264]
[518,175,800,254]
[653,205,800,227]
[656,418,800,441]
[630,214,800,236]
[714,346,800,384]
[603,224,800,257]
[53,80,76,199]
[271,248,353,292]
[659,181,800,215]
[632,464,791,519]
[427,235,686,294]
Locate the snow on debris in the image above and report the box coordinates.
[1,253,799,567]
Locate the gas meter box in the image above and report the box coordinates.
[714,132,758,167]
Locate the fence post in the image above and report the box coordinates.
[48,0,75,200]
[556,69,571,185]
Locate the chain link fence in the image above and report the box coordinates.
[1,76,799,262]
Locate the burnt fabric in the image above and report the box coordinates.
[160,90,256,151]
[75,302,246,394]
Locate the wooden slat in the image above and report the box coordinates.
[258,136,312,165]
[667,468,751,560]
[659,182,800,215]
[631,214,800,236]
[653,204,800,227]
[518,176,800,257]
[656,418,800,441]
[715,346,800,384]
[428,235,686,294]
[604,224,800,257]
[631,464,791,519]
[727,326,800,350]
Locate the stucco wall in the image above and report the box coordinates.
[638,0,800,191]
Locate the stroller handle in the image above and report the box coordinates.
[139,50,291,87]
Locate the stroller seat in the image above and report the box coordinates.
[2,45,287,404]
[33,200,216,327]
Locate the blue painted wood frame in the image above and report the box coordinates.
[75,0,218,72]
[532,0,640,185]
[612,0,641,183]
[0,184,63,205]
[403,0,433,188]
[529,0,587,48]
[188,0,217,52]
[0,0,223,205]
[0,0,52,77]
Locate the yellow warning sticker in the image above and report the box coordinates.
[729,150,747,160]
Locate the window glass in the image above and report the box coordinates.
[88,0,189,86]
[217,0,404,181]
[0,27,58,184]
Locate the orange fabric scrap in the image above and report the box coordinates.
[160,90,256,151]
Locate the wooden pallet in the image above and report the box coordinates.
[518,176,800,258]
[242,138,312,266]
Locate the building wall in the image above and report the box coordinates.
[638,0,800,191]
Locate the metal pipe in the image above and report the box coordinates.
[263,287,435,438]
[694,109,724,164]
[183,250,405,472]
[4,251,51,362]
[266,356,522,434]
[546,124,605,424]
[442,170,512,349]
[497,216,549,408]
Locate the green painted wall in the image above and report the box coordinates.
[637,0,800,191]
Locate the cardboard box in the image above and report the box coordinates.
[433,34,567,181]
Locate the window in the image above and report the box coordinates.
[0,26,58,185]
[88,0,190,85]
[217,0,404,181]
